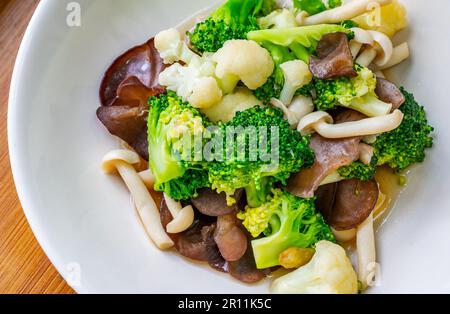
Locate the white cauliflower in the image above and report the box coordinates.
[201,87,262,123]
[213,40,274,93]
[154,28,199,65]
[279,60,312,105]
[258,9,298,29]
[271,241,358,294]
[189,77,223,109]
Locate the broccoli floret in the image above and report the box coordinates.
[373,88,434,171]
[208,106,315,207]
[313,65,392,117]
[338,160,377,181]
[237,189,335,269]
[188,0,276,53]
[147,91,210,200]
[293,0,342,15]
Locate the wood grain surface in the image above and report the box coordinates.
[0,0,74,294]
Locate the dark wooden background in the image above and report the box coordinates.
[0,0,74,294]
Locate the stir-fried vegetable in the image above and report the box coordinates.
[271,240,358,294]
[249,24,349,103]
[147,92,210,200]
[238,189,334,269]
[314,65,392,117]
[188,0,276,53]
[373,88,434,171]
[208,106,315,207]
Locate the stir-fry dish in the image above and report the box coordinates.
[97,0,434,294]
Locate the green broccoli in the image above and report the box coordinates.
[338,160,377,181]
[208,106,315,207]
[313,65,392,117]
[373,87,434,171]
[188,0,276,53]
[147,91,210,200]
[293,0,342,15]
[237,189,335,269]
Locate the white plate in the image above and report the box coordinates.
[8,0,450,293]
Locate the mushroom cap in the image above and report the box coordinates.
[166,205,195,234]
[298,111,333,135]
[102,149,141,174]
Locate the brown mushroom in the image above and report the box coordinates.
[160,198,219,262]
[375,78,405,110]
[228,242,269,283]
[214,214,247,262]
[96,105,149,160]
[99,38,166,107]
[327,179,379,231]
[287,134,361,198]
[309,32,357,79]
[191,189,244,217]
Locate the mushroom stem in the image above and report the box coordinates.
[355,47,377,67]
[356,212,377,290]
[115,161,174,249]
[163,194,195,234]
[298,110,404,139]
[378,42,410,70]
[138,169,155,189]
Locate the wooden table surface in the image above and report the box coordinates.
[0,0,74,294]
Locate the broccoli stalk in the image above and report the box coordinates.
[373,87,434,171]
[188,0,276,53]
[208,106,315,207]
[313,65,392,117]
[238,189,335,269]
[148,92,210,200]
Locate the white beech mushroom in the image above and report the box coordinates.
[303,0,392,26]
[138,169,155,189]
[270,95,314,128]
[297,110,404,139]
[356,212,377,289]
[369,30,393,67]
[102,150,174,250]
[355,47,378,67]
[378,42,410,70]
[163,193,195,234]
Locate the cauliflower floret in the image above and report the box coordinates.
[213,40,275,93]
[258,9,298,29]
[188,77,223,109]
[279,60,312,105]
[271,240,358,294]
[158,57,222,109]
[201,87,262,123]
[155,28,200,65]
